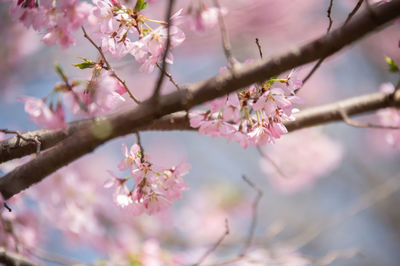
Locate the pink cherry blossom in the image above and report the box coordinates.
[10,0,92,49]
[376,83,400,148]
[185,5,227,33]
[20,96,66,129]
[260,129,343,194]
[253,88,293,116]
[130,24,185,73]
[64,73,126,117]
[106,143,190,215]
[190,66,301,148]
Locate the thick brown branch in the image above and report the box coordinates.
[2,90,397,164]
[0,113,192,164]
[0,247,42,266]
[0,90,398,200]
[0,0,400,200]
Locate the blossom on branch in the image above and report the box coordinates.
[105,143,190,215]
[20,96,66,129]
[10,0,92,48]
[190,68,302,148]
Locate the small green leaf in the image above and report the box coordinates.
[73,57,96,69]
[134,0,148,11]
[385,56,399,73]
[54,63,68,83]
[54,63,65,78]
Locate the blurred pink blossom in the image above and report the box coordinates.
[105,143,190,215]
[20,96,66,129]
[260,129,343,194]
[377,82,400,148]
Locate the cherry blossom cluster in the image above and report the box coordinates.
[190,69,302,148]
[20,71,127,129]
[105,143,190,215]
[0,190,41,255]
[7,0,186,72]
[9,0,92,48]
[89,0,185,72]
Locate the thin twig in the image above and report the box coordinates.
[152,0,175,99]
[301,58,325,86]
[156,62,181,91]
[255,38,263,59]
[3,202,11,212]
[194,218,230,266]
[213,0,235,68]
[345,0,364,25]
[339,108,400,129]
[288,173,400,249]
[81,26,141,104]
[0,129,41,156]
[240,175,263,256]
[302,0,365,87]
[256,146,289,179]
[327,0,334,33]
[205,176,263,266]
[302,0,335,86]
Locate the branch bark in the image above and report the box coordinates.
[0,247,42,266]
[1,0,400,200]
[0,113,193,164]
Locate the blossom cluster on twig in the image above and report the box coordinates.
[105,143,190,215]
[190,68,302,148]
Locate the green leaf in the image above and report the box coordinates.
[54,63,64,77]
[385,56,399,73]
[134,0,148,11]
[54,63,68,83]
[73,57,96,70]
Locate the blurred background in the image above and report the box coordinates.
[1,0,400,265]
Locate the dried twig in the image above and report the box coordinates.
[288,173,400,249]
[81,26,141,104]
[156,62,181,91]
[327,0,334,33]
[213,0,235,68]
[256,146,289,179]
[301,0,335,86]
[152,0,175,99]
[345,0,364,25]
[240,175,263,256]
[255,38,263,59]
[0,129,41,156]
[205,176,263,266]
[302,0,364,87]
[340,108,400,129]
[194,218,230,266]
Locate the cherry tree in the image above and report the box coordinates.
[0,0,400,265]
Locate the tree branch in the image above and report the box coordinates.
[0,247,42,266]
[0,0,400,200]
[152,0,175,99]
